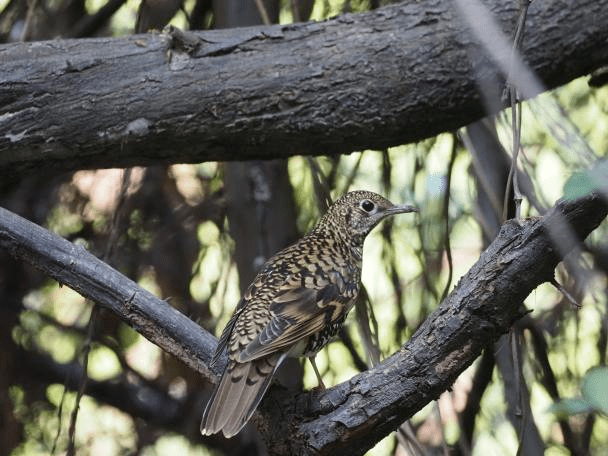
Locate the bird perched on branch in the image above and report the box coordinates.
[200,190,417,438]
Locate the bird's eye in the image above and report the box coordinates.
[360,199,376,213]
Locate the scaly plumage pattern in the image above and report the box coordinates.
[200,190,417,437]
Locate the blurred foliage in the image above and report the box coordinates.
[1,0,608,455]
[550,367,608,418]
[563,160,608,201]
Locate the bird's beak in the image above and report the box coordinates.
[387,204,418,215]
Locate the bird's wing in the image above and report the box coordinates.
[237,281,346,362]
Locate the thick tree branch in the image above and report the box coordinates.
[1,0,607,175]
[0,194,606,454]
[257,194,608,455]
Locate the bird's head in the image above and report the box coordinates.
[319,190,418,247]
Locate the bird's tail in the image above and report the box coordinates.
[200,353,286,438]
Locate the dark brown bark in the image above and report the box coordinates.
[258,194,608,455]
[0,193,605,455]
[1,0,607,175]
[464,119,547,454]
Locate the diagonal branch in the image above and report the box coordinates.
[0,205,221,382]
[257,194,607,455]
[0,194,606,455]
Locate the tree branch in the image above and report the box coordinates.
[0,194,606,453]
[1,0,607,174]
[0,205,222,383]
[257,194,608,455]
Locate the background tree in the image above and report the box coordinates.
[0,0,607,455]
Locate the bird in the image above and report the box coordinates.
[200,190,417,438]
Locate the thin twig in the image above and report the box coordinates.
[291,0,301,22]
[510,93,523,221]
[396,421,429,456]
[440,135,458,303]
[254,0,272,25]
[522,315,583,455]
[307,157,332,212]
[502,0,532,222]
[66,304,98,456]
[509,328,528,456]
[340,153,365,194]
[502,0,533,103]
[550,277,582,308]
[434,400,450,456]
[19,0,39,41]
[51,379,68,454]
[66,169,133,454]
[69,0,128,38]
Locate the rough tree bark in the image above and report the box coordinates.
[465,120,546,454]
[217,3,303,454]
[0,194,605,454]
[1,0,607,175]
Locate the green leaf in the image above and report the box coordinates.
[582,367,608,414]
[548,398,593,418]
[563,159,608,200]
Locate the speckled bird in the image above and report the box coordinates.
[200,190,417,438]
